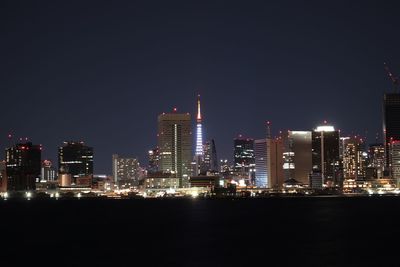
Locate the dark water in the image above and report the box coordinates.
[0,196,399,266]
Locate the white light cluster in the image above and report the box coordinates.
[315,126,335,132]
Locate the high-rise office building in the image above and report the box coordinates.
[148,147,160,173]
[255,138,268,188]
[158,110,192,187]
[389,140,400,186]
[312,125,341,186]
[283,131,312,185]
[234,137,255,183]
[383,93,400,169]
[367,143,385,179]
[58,141,93,179]
[6,142,41,191]
[268,138,284,188]
[202,139,218,173]
[0,161,7,192]
[341,137,367,179]
[41,160,56,181]
[112,154,140,186]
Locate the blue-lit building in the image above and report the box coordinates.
[255,138,268,187]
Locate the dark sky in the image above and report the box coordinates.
[1,0,400,174]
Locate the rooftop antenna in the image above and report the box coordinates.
[265,121,271,139]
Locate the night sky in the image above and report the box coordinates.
[1,1,400,174]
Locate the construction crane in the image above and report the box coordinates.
[384,62,399,92]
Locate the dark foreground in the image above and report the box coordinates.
[0,196,399,267]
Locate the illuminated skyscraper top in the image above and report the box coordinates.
[195,94,204,156]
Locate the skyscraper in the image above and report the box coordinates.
[383,93,400,168]
[254,139,268,187]
[202,139,218,173]
[6,142,41,191]
[58,141,93,180]
[389,140,400,186]
[112,154,140,186]
[267,138,284,188]
[341,136,367,179]
[234,137,255,183]
[0,161,7,192]
[284,131,312,185]
[148,147,160,173]
[158,110,192,187]
[312,125,341,186]
[367,143,385,179]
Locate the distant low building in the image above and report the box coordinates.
[41,160,56,181]
[145,172,179,189]
[309,172,323,189]
[189,175,219,188]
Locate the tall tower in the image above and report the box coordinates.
[312,125,341,186]
[383,93,400,169]
[194,95,204,175]
[158,110,192,187]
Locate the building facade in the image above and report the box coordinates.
[383,93,400,169]
[158,111,192,187]
[341,137,367,179]
[148,147,160,173]
[6,142,41,191]
[202,139,218,174]
[367,143,385,179]
[58,141,94,180]
[284,131,312,185]
[312,125,342,186]
[389,140,400,186]
[112,154,141,186]
[267,138,284,188]
[234,137,255,184]
[41,160,56,181]
[255,138,268,188]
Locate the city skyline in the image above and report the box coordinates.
[1,1,400,174]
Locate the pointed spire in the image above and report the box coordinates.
[197,94,202,121]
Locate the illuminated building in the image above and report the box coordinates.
[202,139,218,173]
[312,125,342,186]
[148,147,160,173]
[341,136,367,179]
[309,171,323,189]
[367,143,385,179]
[41,160,56,181]
[219,159,231,174]
[158,110,192,188]
[389,140,400,186]
[6,142,42,191]
[383,93,400,168]
[267,138,284,188]
[284,131,312,185]
[0,161,7,192]
[112,154,141,186]
[255,139,268,188]
[145,172,179,189]
[189,175,219,188]
[234,137,255,184]
[58,141,93,181]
